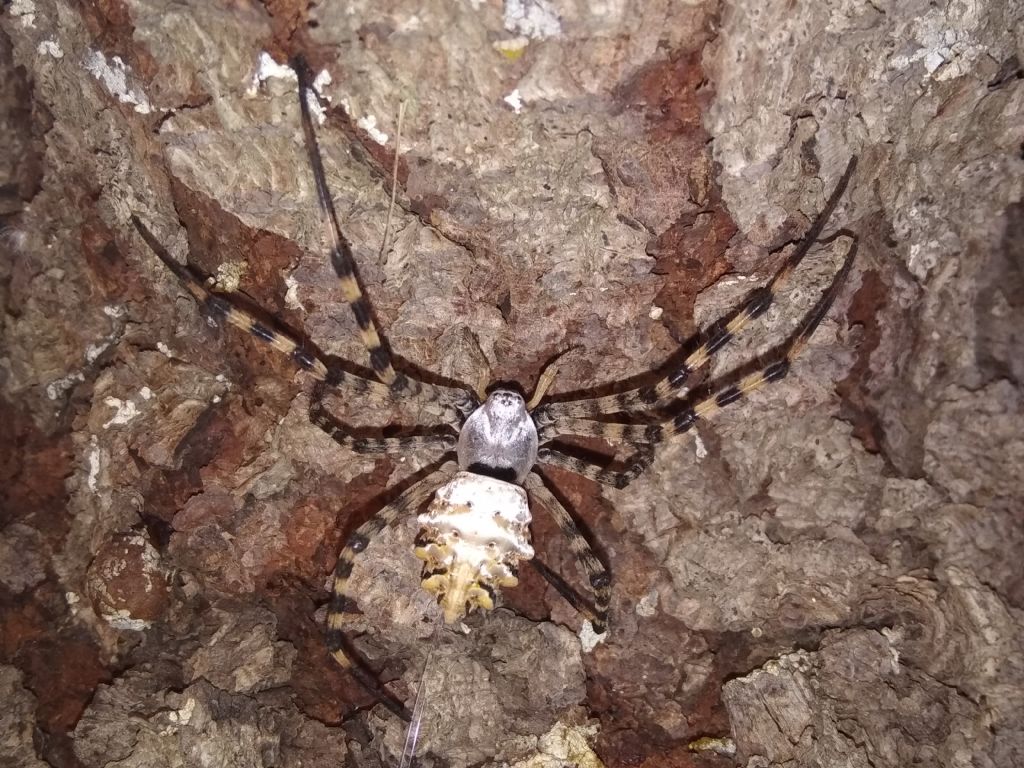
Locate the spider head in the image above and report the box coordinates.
[415,471,534,624]
[484,386,526,413]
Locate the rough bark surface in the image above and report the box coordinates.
[1,1,1022,767]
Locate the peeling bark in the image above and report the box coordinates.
[1,1,1022,767]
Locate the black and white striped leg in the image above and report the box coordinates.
[309,396,457,455]
[541,233,859,489]
[132,216,398,403]
[534,156,858,421]
[537,445,654,489]
[524,472,611,633]
[537,419,659,446]
[292,57,477,422]
[326,460,459,719]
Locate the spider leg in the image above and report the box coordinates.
[536,444,655,490]
[524,472,611,633]
[540,233,859,488]
[310,395,457,455]
[537,419,658,445]
[133,216,398,403]
[528,557,602,625]
[292,57,476,421]
[535,156,858,421]
[526,348,575,410]
[327,460,459,720]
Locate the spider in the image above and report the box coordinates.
[132,56,859,720]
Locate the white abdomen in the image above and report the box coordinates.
[415,471,535,623]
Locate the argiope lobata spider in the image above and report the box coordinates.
[133,56,859,721]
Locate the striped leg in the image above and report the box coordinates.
[537,445,654,490]
[537,419,658,445]
[541,234,859,489]
[132,216,397,403]
[535,156,858,421]
[327,461,458,719]
[309,397,457,455]
[524,472,611,633]
[292,57,476,421]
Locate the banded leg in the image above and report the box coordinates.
[327,460,459,719]
[537,419,659,445]
[537,445,654,490]
[524,472,611,633]
[310,398,457,455]
[132,216,396,403]
[292,57,476,421]
[536,156,858,421]
[541,234,859,489]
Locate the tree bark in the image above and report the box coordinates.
[1,1,1022,767]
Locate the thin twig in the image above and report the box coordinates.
[398,617,440,768]
[380,100,406,264]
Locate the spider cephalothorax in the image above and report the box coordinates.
[134,55,859,720]
[458,388,539,483]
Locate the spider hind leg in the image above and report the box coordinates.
[525,472,611,633]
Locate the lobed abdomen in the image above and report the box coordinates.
[414,471,534,624]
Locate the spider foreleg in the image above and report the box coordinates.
[327,461,459,719]
[133,216,411,406]
[660,230,860,436]
[539,232,858,488]
[291,57,477,424]
[536,156,858,421]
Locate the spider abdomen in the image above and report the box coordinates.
[414,471,535,623]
